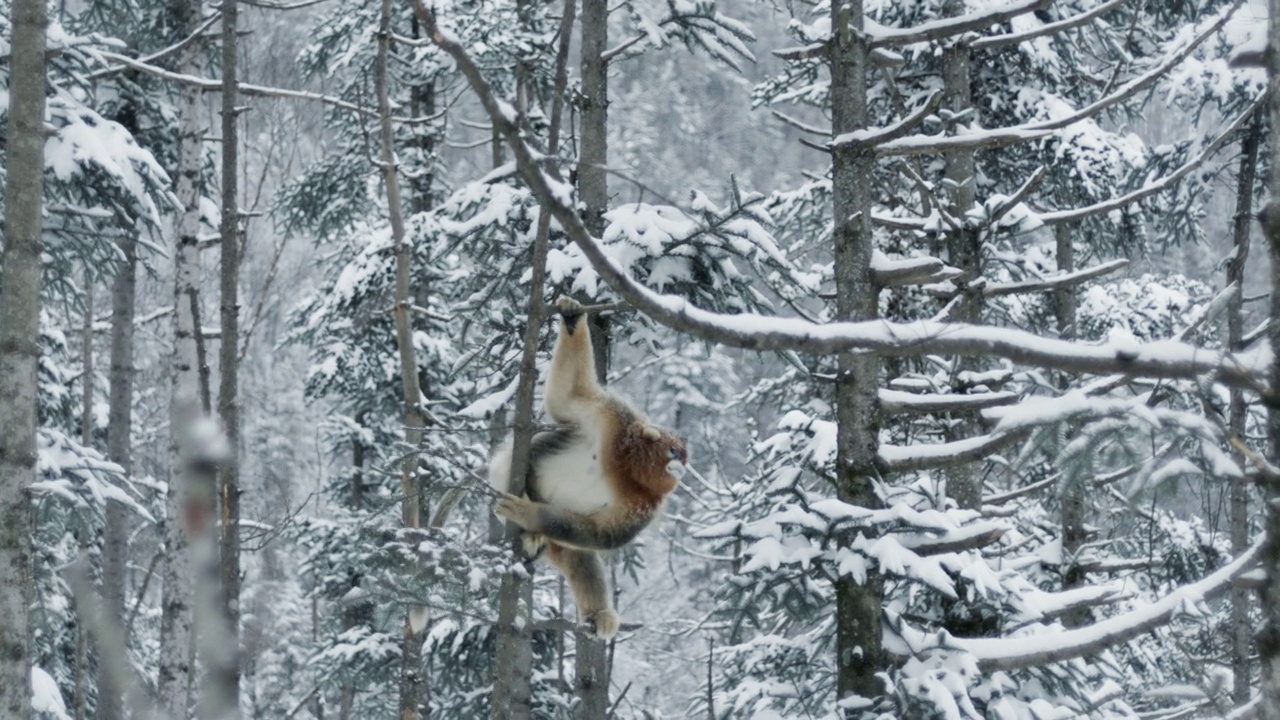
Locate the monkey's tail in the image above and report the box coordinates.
[429,463,504,528]
[428,487,466,529]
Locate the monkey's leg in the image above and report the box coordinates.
[546,543,620,640]
[496,494,650,551]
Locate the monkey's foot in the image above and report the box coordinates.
[520,532,547,560]
[582,608,620,640]
[495,493,539,531]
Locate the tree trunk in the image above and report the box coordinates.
[101,232,139,720]
[1054,223,1089,629]
[375,1,430,715]
[829,0,883,706]
[940,3,982,512]
[574,0,613,714]
[75,272,93,720]
[159,0,210,714]
[1258,3,1280,713]
[0,0,46,711]
[214,0,244,713]
[340,410,370,719]
[492,0,575,710]
[1228,113,1261,707]
[81,273,95,447]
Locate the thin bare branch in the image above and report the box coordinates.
[879,389,1019,414]
[877,2,1243,158]
[971,0,1132,50]
[97,50,430,123]
[1040,94,1264,225]
[946,259,1129,299]
[866,0,1050,48]
[830,90,942,150]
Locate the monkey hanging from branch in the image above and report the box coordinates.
[489,297,688,639]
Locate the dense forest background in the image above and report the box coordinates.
[1,0,1280,717]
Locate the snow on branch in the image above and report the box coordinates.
[982,465,1135,506]
[880,431,1024,473]
[86,12,222,81]
[412,0,1269,395]
[950,259,1129,299]
[864,0,1050,48]
[895,522,1006,556]
[774,43,905,68]
[888,541,1262,671]
[96,51,423,123]
[876,1,1242,158]
[971,0,1132,51]
[1039,93,1265,225]
[878,389,1019,414]
[830,90,942,151]
[871,251,962,287]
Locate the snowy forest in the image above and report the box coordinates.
[3,0,1280,716]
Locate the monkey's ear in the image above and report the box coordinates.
[642,426,661,441]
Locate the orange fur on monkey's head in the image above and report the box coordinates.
[626,422,687,498]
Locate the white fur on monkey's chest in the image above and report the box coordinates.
[533,430,616,514]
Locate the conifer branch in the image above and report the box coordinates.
[866,0,1050,48]
[412,0,1269,394]
[971,0,1132,50]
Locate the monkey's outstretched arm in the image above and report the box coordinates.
[496,494,652,551]
[543,297,605,426]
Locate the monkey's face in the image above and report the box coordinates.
[641,425,688,483]
[663,436,688,482]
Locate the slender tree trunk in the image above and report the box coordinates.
[1054,224,1089,629]
[830,0,883,706]
[0,0,46,711]
[575,0,612,714]
[214,0,244,713]
[375,2,430,715]
[101,233,139,720]
[81,274,95,447]
[340,410,370,719]
[159,1,210,714]
[493,3,575,714]
[1228,113,1261,707]
[75,272,93,720]
[1258,3,1280,713]
[940,5,982,511]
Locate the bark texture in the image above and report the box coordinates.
[1228,112,1261,707]
[159,1,209,713]
[940,7,982,511]
[829,0,883,705]
[101,233,139,720]
[1260,3,1280,714]
[375,1,430,714]
[574,1,613,715]
[213,0,244,713]
[1054,223,1089,629]
[0,0,46,713]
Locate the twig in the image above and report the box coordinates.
[124,552,162,640]
[284,684,326,719]
[86,12,222,80]
[606,681,634,719]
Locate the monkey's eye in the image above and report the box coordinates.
[668,446,684,462]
